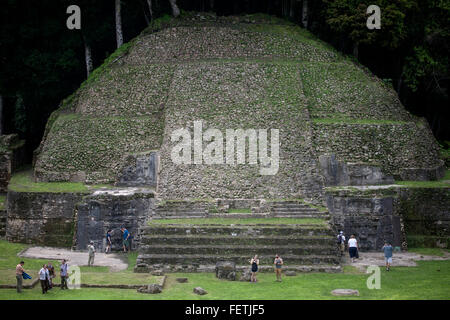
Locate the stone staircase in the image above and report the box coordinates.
[269,201,330,219]
[153,200,210,219]
[135,201,341,273]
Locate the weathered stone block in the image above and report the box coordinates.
[215,261,236,281]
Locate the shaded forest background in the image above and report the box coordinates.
[0,0,448,162]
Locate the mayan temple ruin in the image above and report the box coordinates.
[1,14,448,274]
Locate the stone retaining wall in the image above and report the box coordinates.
[6,191,85,246]
[326,186,450,250]
[396,187,450,248]
[74,189,155,251]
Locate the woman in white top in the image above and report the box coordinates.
[348,235,359,263]
[38,265,48,294]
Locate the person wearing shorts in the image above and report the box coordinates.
[382,242,393,271]
[250,255,259,283]
[121,227,130,252]
[274,254,283,282]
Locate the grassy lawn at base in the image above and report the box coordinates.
[1,260,449,300]
[0,240,153,286]
[148,218,327,225]
[1,240,449,300]
[408,247,449,257]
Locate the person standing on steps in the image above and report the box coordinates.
[337,231,346,256]
[15,261,25,293]
[348,235,359,263]
[88,241,96,266]
[274,254,283,282]
[60,259,69,289]
[121,227,130,253]
[382,241,393,271]
[105,229,113,254]
[250,255,259,283]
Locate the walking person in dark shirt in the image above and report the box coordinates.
[105,230,113,254]
[250,255,259,283]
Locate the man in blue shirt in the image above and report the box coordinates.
[382,242,393,271]
[60,259,68,289]
[121,227,130,253]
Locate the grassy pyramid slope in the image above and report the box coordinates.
[33,13,442,199]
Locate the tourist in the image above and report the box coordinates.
[274,254,283,282]
[39,264,48,294]
[337,231,346,255]
[60,259,69,289]
[88,241,96,266]
[250,255,259,283]
[47,261,55,289]
[105,229,113,254]
[348,235,359,263]
[15,261,25,293]
[382,241,393,271]
[121,227,131,252]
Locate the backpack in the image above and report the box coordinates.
[337,235,343,244]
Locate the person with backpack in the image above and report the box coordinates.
[337,231,346,255]
[47,261,55,289]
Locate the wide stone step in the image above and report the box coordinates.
[137,254,340,265]
[271,207,318,211]
[141,225,333,237]
[139,244,338,256]
[152,215,207,219]
[137,263,342,273]
[272,214,329,219]
[140,235,335,246]
[156,208,207,212]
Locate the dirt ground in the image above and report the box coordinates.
[19,247,128,272]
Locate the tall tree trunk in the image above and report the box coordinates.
[353,42,359,59]
[301,0,308,28]
[146,0,153,21]
[168,0,180,17]
[289,0,295,19]
[84,38,93,78]
[0,94,3,135]
[115,0,124,48]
